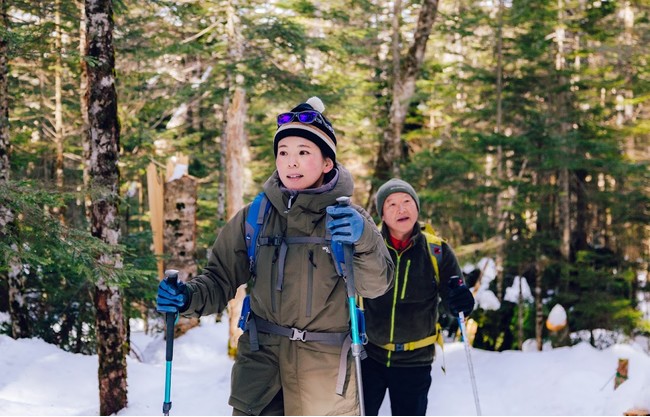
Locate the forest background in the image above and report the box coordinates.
[0,0,648,415]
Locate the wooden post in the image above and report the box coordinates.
[163,172,200,336]
[146,163,164,279]
[163,174,198,282]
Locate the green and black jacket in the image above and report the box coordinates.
[363,223,463,367]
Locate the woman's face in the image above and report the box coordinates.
[276,136,334,190]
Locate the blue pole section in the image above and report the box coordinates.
[162,269,178,416]
[348,296,361,346]
[164,361,173,405]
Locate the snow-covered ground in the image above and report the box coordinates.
[0,316,649,416]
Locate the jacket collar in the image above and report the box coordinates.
[262,165,355,215]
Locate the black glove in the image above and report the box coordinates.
[447,276,475,317]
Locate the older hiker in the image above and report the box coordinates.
[361,178,475,416]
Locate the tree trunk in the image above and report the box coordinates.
[517,275,524,350]
[574,169,588,252]
[224,88,248,356]
[494,0,506,301]
[223,0,250,358]
[535,265,544,351]
[218,94,227,223]
[0,0,7,184]
[555,0,572,262]
[371,0,440,194]
[226,88,247,219]
[535,169,551,351]
[163,174,200,337]
[54,0,64,190]
[84,0,128,414]
[558,166,571,260]
[163,175,198,282]
[376,0,403,182]
[1,0,30,340]
[79,0,90,220]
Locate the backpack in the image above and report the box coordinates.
[238,192,271,331]
[421,223,443,285]
[244,192,272,275]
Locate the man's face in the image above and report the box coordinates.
[382,192,418,238]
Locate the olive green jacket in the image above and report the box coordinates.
[182,166,394,414]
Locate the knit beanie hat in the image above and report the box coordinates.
[375,178,420,218]
[273,97,337,163]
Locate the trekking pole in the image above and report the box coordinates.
[457,310,481,416]
[448,276,481,415]
[162,269,179,416]
[336,196,366,416]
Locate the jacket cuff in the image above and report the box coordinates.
[179,286,192,313]
[355,220,382,253]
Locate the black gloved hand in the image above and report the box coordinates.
[447,276,475,317]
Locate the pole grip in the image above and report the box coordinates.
[335,197,356,297]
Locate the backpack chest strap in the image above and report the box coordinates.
[258,236,330,291]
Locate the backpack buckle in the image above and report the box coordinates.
[289,328,306,342]
[394,343,405,352]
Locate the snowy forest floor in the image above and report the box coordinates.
[0,317,649,416]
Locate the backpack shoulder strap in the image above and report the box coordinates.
[422,224,448,371]
[421,228,443,285]
[245,192,271,273]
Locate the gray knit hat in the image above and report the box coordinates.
[375,178,420,218]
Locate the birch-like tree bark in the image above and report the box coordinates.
[84,0,127,413]
[371,0,440,196]
[225,86,248,356]
[223,0,250,358]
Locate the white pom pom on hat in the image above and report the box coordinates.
[306,96,325,113]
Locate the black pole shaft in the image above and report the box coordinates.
[162,270,179,416]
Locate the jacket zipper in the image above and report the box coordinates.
[400,259,411,300]
[271,247,278,313]
[387,247,401,367]
[306,250,315,317]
